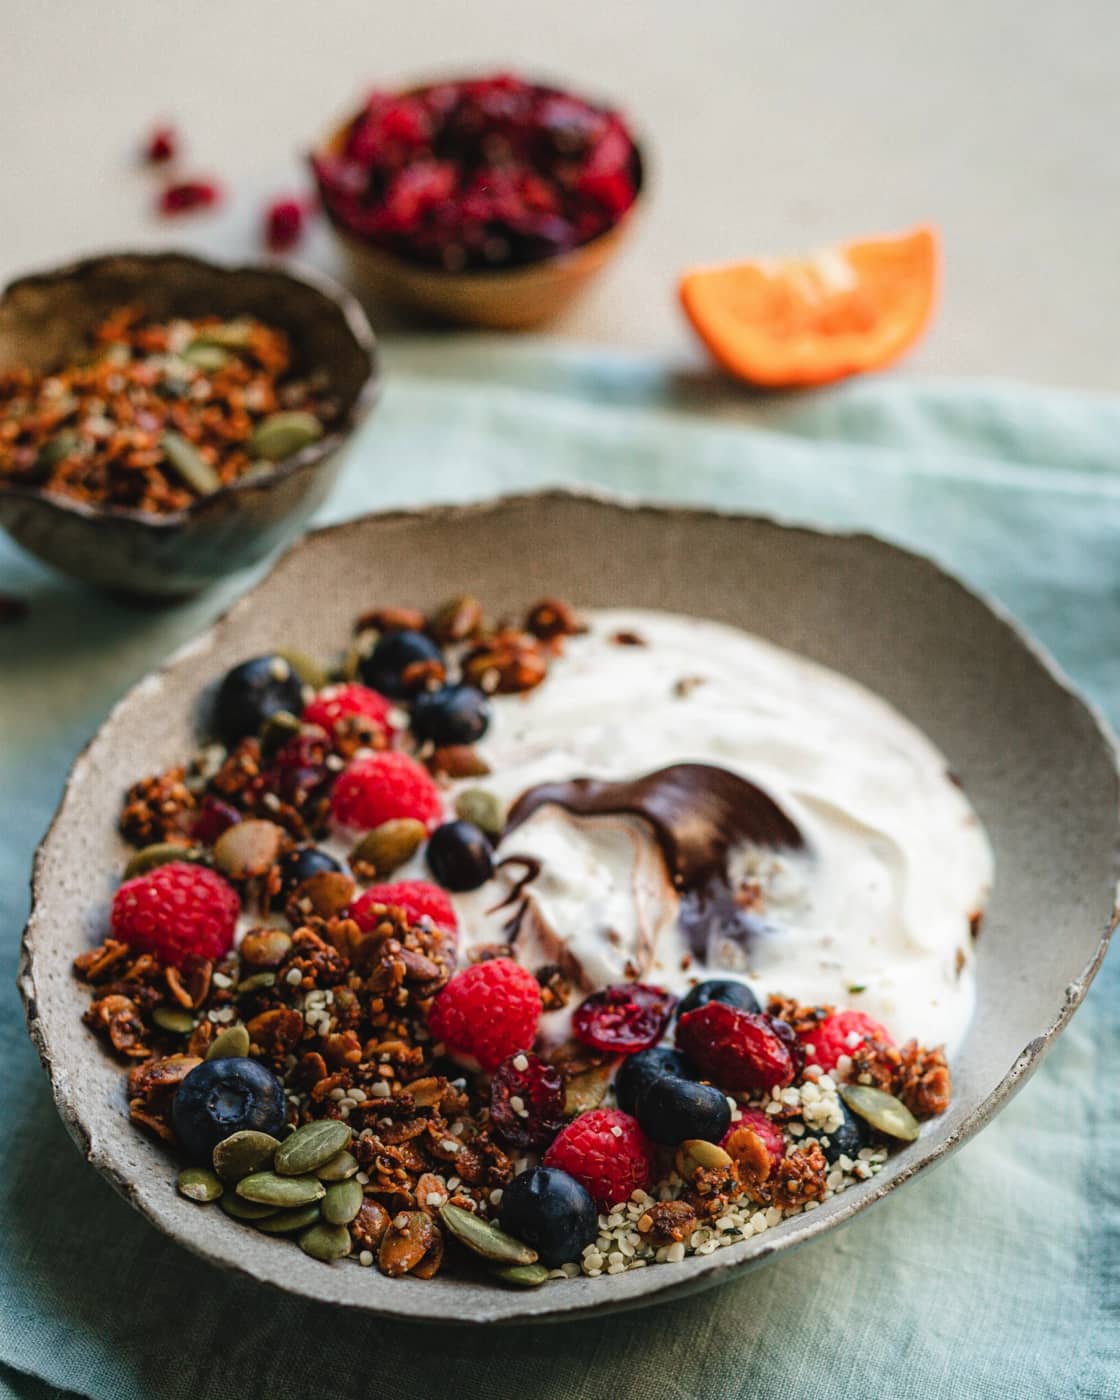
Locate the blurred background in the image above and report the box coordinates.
[4,0,1117,387]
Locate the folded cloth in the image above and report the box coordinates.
[0,346,1116,1400]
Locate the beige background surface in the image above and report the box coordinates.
[3,0,1118,388]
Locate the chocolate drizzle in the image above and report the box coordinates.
[504,763,805,965]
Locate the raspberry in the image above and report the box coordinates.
[799,1010,894,1073]
[110,861,239,967]
[351,880,458,933]
[329,751,443,831]
[543,1108,654,1207]
[427,959,541,1071]
[303,682,396,736]
[676,1002,795,1094]
[723,1109,785,1169]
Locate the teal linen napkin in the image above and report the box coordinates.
[1,346,1117,1400]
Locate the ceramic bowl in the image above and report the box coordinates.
[0,252,379,599]
[314,117,644,330]
[19,490,1120,1323]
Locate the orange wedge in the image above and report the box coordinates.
[679,225,938,388]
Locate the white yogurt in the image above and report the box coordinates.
[445,609,992,1054]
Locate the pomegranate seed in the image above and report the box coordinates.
[265,198,306,252]
[144,126,178,164]
[158,180,221,216]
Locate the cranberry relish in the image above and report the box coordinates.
[312,73,640,271]
[74,594,952,1287]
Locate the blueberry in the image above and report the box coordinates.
[819,1099,868,1165]
[636,1075,731,1146]
[499,1166,598,1266]
[614,1046,693,1115]
[171,1057,286,1162]
[359,629,442,699]
[426,820,493,891]
[213,655,305,746]
[677,978,761,1021]
[410,684,490,746]
[277,845,342,901]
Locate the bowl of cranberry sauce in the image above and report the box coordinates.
[311,73,644,329]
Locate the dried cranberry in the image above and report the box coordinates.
[159,179,220,216]
[190,796,241,846]
[261,728,333,806]
[144,126,178,163]
[677,1002,795,1094]
[489,1052,565,1150]
[572,983,676,1055]
[265,197,305,252]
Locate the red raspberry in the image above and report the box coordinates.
[799,1010,894,1072]
[329,751,442,831]
[543,1108,654,1207]
[427,959,541,1071]
[110,861,239,967]
[677,1002,795,1094]
[351,880,458,933]
[303,682,396,736]
[723,1108,785,1169]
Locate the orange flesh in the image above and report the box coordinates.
[679,226,938,388]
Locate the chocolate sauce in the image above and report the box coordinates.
[504,763,805,965]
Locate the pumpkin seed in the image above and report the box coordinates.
[219,1192,277,1221]
[34,429,79,477]
[316,1149,359,1182]
[275,648,329,690]
[491,1261,550,1287]
[321,1177,364,1225]
[675,1139,733,1179]
[124,843,205,880]
[439,1204,538,1265]
[350,819,426,877]
[298,1221,351,1263]
[192,318,255,349]
[259,710,302,757]
[213,819,285,880]
[240,928,291,969]
[181,342,231,372]
[454,788,505,837]
[249,411,323,462]
[255,1202,322,1234]
[177,1166,223,1203]
[237,1171,325,1207]
[152,1007,196,1035]
[274,1120,352,1176]
[237,970,278,996]
[563,1063,612,1116]
[160,431,221,495]
[213,1129,281,1183]
[205,1023,250,1061]
[839,1083,921,1142]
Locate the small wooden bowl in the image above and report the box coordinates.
[0,252,379,599]
[315,117,644,330]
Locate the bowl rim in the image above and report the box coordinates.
[18,487,1120,1324]
[0,249,381,532]
[311,81,647,283]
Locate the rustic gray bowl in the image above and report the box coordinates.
[0,251,379,599]
[18,491,1120,1323]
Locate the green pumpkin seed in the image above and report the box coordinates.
[177,1166,223,1203]
[160,431,222,495]
[563,1063,612,1116]
[274,1120,352,1176]
[316,1149,359,1182]
[124,843,205,880]
[839,1083,921,1142]
[213,818,286,880]
[298,1221,352,1263]
[350,819,427,877]
[181,341,231,372]
[259,710,303,757]
[675,1139,733,1179]
[205,1024,250,1061]
[454,788,505,838]
[491,1261,550,1287]
[34,429,79,477]
[152,1006,196,1035]
[276,648,329,690]
[249,411,323,462]
[439,1204,538,1266]
[237,1171,325,1207]
[255,1202,322,1234]
[219,1192,277,1221]
[321,1177,364,1225]
[236,970,278,997]
[212,1129,281,1183]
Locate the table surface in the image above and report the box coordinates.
[4,0,1118,390]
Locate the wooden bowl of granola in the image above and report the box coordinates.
[0,251,379,599]
[18,492,1120,1322]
